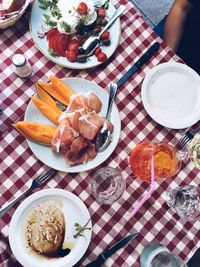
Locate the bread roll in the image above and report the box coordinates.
[3,0,25,13]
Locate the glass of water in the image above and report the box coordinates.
[166,185,200,221]
[140,242,188,267]
[90,167,126,205]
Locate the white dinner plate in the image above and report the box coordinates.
[9,189,92,267]
[29,0,121,69]
[141,62,200,129]
[25,77,121,172]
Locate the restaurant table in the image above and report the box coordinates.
[0,0,200,266]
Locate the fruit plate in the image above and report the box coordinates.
[24,78,121,172]
[29,0,121,69]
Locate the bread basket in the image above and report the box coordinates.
[0,0,31,29]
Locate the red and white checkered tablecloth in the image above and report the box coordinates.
[0,0,200,266]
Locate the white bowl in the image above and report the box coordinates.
[0,0,31,29]
[9,189,92,267]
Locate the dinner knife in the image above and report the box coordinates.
[116,41,160,88]
[84,232,139,267]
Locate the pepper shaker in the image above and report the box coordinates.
[12,54,32,78]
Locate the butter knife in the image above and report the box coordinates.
[117,41,160,88]
[84,232,139,267]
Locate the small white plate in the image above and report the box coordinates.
[9,189,92,267]
[141,62,200,129]
[29,0,121,69]
[24,78,121,173]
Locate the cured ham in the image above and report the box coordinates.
[83,92,102,113]
[78,111,104,140]
[51,119,79,153]
[51,91,113,166]
[65,143,97,166]
[59,108,86,131]
[67,92,102,113]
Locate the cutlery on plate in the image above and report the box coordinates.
[0,168,57,219]
[96,42,160,152]
[95,82,117,152]
[82,5,126,56]
[84,232,139,267]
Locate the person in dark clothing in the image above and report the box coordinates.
[163,0,200,74]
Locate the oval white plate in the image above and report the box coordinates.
[24,78,121,172]
[141,62,200,129]
[9,189,92,267]
[29,0,121,69]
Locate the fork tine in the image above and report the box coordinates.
[179,136,189,147]
[180,139,189,148]
[36,168,57,184]
[179,137,189,147]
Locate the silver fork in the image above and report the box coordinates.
[178,125,200,149]
[0,168,57,219]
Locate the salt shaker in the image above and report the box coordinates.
[12,54,32,78]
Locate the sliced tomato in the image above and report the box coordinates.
[66,51,77,62]
[48,34,67,56]
[56,34,68,57]
[48,34,58,50]
[97,52,107,62]
[66,39,80,54]
[47,28,59,41]
[77,2,88,15]
[48,34,60,54]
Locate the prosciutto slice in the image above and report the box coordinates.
[51,119,79,154]
[78,111,104,140]
[65,143,97,166]
[59,108,86,131]
[67,92,102,113]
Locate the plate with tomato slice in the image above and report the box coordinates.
[29,0,121,69]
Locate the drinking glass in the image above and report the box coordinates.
[129,142,182,182]
[140,242,188,267]
[166,185,200,221]
[90,167,125,205]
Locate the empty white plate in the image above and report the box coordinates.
[141,62,200,129]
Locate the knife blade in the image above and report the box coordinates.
[84,232,139,267]
[116,41,160,88]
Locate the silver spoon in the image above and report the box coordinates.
[82,5,125,56]
[95,82,118,152]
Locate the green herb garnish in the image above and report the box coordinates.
[38,0,56,9]
[43,14,57,26]
[73,219,91,239]
[60,21,71,33]
[48,48,58,57]
[104,0,110,9]
[51,5,62,19]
